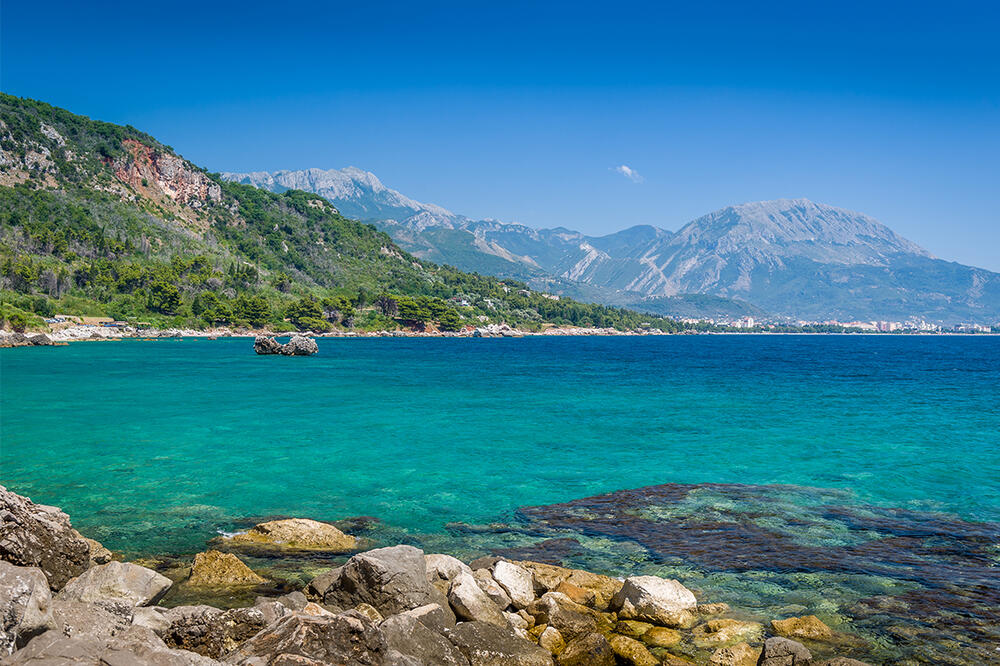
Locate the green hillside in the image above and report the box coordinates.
[0,94,682,333]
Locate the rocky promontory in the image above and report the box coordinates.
[0,487,870,665]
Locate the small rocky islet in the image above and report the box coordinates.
[1,486,871,666]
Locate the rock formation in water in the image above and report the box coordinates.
[253,335,318,356]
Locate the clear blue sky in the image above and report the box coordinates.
[2,1,998,270]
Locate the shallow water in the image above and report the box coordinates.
[2,335,999,662]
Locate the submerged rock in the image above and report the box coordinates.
[222,518,356,552]
[253,335,318,356]
[692,618,765,647]
[771,614,834,641]
[759,636,813,666]
[57,561,172,607]
[0,562,54,654]
[0,486,91,591]
[187,551,265,587]
[709,642,761,666]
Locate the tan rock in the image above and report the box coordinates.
[609,634,658,666]
[539,625,566,655]
[771,614,834,641]
[614,619,653,639]
[557,632,615,666]
[83,537,113,566]
[692,618,764,647]
[555,581,596,607]
[563,570,623,611]
[709,642,761,666]
[642,625,682,648]
[188,550,265,586]
[353,602,383,623]
[224,518,357,552]
[517,561,572,593]
[698,602,731,616]
[301,602,334,617]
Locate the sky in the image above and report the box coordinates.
[2,1,999,270]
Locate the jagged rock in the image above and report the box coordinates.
[26,334,53,346]
[400,602,456,633]
[188,551,265,586]
[552,582,594,607]
[57,561,172,606]
[816,659,872,666]
[253,335,319,356]
[448,571,507,626]
[0,333,29,348]
[426,553,473,592]
[162,605,267,658]
[0,486,90,590]
[538,625,565,655]
[557,633,614,666]
[50,599,132,639]
[771,615,834,641]
[380,614,469,665]
[527,592,610,641]
[608,633,658,666]
[223,518,356,552]
[81,537,113,566]
[445,620,553,666]
[692,618,765,647]
[353,603,384,624]
[306,566,343,598]
[709,642,761,666]
[759,636,813,666]
[516,562,621,611]
[6,625,219,665]
[252,336,283,355]
[0,562,54,654]
[223,611,386,665]
[611,576,697,627]
[320,545,435,615]
[473,568,512,609]
[272,590,308,610]
[492,561,535,610]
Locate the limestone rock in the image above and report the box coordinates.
[492,561,535,610]
[759,636,813,666]
[162,605,268,658]
[608,633,658,666]
[353,602,384,624]
[133,605,173,634]
[448,571,507,626]
[692,618,765,647]
[557,632,614,666]
[188,551,265,586]
[306,565,343,598]
[642,625,682,648]
[698,602,731,616]
[445,620,553,666]
[613,619,652,640]
[426,553,473,586]
[400,602,457,634]
[223,611,386,665]
[253,335,319,356]
[321,545,436,615]
[709,642,761,666]
[6,625,219,665]
[516,561,621,610]
[0,562,54,654]
[553,582,594,608]
[81,537,113,566]
[252,336,282,355]
[50,599,133,639]
[611,576,697,627]
[538,625,565,655]
[0,486,90,591]
[771,615,834,641]
[224,518,356,552]
[57,561,172,606]
[528,592,612,641]
[380,613,469,666]
[473,568,512,609]
[504,610,530,639]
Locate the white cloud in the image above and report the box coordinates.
[613,164,644,183]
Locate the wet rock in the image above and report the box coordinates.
[641,625,682,648]
[0,486,90,591]
[692,618,764,647]
[253,335,318,356]
[698,602,731,616]
[162,605,267,658]
[188,551,265,587]
[0,562,54,654]
[50,599,132,639]
[771,615,834,641]
[608,633,658,666]
[445,620,553,666]
[473,568,512,609]
[492,561,536,610]
[448,571,507,626]
[223,610,385,665]
[613,619,652,640]
[320,545,435,615]
[611,576,697,628]
[400,602,457,633]
[6,625,219,665]
[759,636,813,666]
[538,625,565,655]
[380,613,468,665]
[223,518,356,552]
[57,561,172,606]
[557,632,614,666]
[816,659,872,666]
[709,642,760,666]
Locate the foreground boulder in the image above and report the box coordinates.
[380,614,468,665]
[448,571,508,626]
[445,620,553,666]
[6,625,219,665]
[253,335,318,356]
[188,551,265,586]
[49,598,133,640]
[314,545,437,616]
[611,575,698,627]
[161,605,268,659]
[0,562,54,654]
[223,611,386,665]
[57,561,172,606]
[759,636,813,666]
[0,486,91,590]
[223,518,357,552]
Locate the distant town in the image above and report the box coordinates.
[676,316,998,334]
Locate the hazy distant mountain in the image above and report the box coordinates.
[223,169,1000,324]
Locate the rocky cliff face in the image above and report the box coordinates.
[113,140,221,209]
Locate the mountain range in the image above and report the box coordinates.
[225,168,1000,324]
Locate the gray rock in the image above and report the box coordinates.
[448,571,507,626]
[305,565,343,599]
[26,335,53,347]
[0,486,90,590]
[50,598,133,639]
[473,568,512,609]
[380,614,468,665]
[321,545,436,615]
[260,590,308,611]
[759,636,813,666]
[0,562,54,654]
[5,625,220,665]
[492,561,535,610]
[132,605,173,634]
[161,605,267,658]
[57,561,172,606]
[610,575,697,627]
[425,554,472,586]
[400,603,457,634]
[223,611,386,665]
[253,336,283,355]
[253,336,318,356]
[445,620,553,666]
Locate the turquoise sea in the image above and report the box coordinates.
[2,335,999,663]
